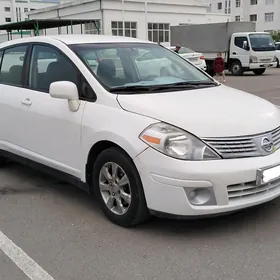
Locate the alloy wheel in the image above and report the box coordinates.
[99,162,132,215]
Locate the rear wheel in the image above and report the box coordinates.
[253,69,266,75]
[230,61,244,76]
[93,147,150,227]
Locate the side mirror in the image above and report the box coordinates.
[49,81,80,112]
[49,81,78,100]
[243,41,249,51]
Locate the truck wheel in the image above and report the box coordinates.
[277,58,279,68]
[92,147,150,227]
[231,61,243,76]
[253,69,266,75]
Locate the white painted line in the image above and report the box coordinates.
[0,230,55,280]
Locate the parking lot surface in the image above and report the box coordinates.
[1,68,280,280]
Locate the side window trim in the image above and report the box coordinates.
[28,42,97,102]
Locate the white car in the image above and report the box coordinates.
[1,35,280,227]
[169,46,207,71]
[275,42,280,67]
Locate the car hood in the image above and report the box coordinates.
[117,85,280,138]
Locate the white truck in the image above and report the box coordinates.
[170,22,277,76]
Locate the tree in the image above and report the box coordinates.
[270,30,280,42]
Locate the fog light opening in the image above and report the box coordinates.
[187,188,214,206]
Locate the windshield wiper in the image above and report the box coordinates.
[109,85,156,93]
[109,81,218,94]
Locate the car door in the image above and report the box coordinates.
[230,36,250,67]
[18,44,87,178]
[0,44,28,152]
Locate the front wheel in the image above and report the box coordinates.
[230,61,244,76]
[93,147,150,227]
[277,58,279,68]
[253,69,266,75]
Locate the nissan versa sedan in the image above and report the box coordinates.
[1,35,280,227]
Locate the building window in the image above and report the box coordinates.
[236,0,241,7]
[250,0,257,5]
[217,2,222,9]
[24,8,28,13]
[16,7,21,22]
[30,8,35,11]
[235,16,241,21]
[5,17,11,22]
[111,21,137,38]
[4,7,11,12]
[148,23,170,43]
[265,0,274,4]
[265,12,274,22]
[225,0,231,14]
[250,14,257,21]
[85,22,101,34]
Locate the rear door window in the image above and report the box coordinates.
[0,45,27,86]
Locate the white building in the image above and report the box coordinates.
[26,0,231,45]
[0,0,61,25]
[208,0,280,31]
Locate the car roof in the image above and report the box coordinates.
[0,35,154,48]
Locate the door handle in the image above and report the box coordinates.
[21,98,32,106]
[232,52,236,55]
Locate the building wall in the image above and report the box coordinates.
[28,0,230,44]
[209,0,280,31]
[0,0,61,25]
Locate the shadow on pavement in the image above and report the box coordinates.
[2,162,280,238]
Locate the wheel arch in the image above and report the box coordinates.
[228,58,241,69]
[84,135,147,191]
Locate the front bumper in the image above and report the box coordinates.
[249,62,277,69]
[134,148,280,216]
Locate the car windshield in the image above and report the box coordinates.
[70,43,215,93]
[249,34,275,51]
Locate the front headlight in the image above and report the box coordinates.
[249,56,258,63]
[139,123,221,160]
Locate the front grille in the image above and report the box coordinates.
[203,126,280,159]
[204,137,259,158]
[260,58,271,62]
[227,178,280,202]
[271,126,280,149]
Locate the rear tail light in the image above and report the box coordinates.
[200,56,205,60]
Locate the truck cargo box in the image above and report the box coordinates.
[170,22,256,53]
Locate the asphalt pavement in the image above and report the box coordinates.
[1,68,280,280]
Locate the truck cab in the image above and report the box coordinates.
[229,32,277,76]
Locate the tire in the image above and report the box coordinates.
[277,58,279,68]
[0,156,5,167]
[92,147,150,227]
[206,62,215,77]
[230,61,244,76]
[253,69,266,75]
